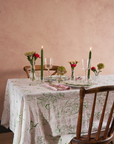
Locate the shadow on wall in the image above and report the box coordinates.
[1,68,27,79]
[0,70,26,121]
[0,69,27,98]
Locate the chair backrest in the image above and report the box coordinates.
[23,65,59,78]
[72,86,114,144]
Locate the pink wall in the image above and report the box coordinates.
[0,0,114,118]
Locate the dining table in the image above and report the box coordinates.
[1,75,114,144]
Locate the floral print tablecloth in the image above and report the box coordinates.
[1,75,114,144]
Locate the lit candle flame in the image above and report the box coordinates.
[90,47,92,50]
[41,46,43,49]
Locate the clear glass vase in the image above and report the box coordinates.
[92,72,99,82]
[71,67,75,80]
[57,75,64,83]
[30,58,36,81]
[94,72,99,80]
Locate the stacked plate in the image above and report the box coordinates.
[65,80,93,88]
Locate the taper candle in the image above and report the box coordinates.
[87,47,92,79]
[41,46,43,80]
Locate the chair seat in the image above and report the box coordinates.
[59,128,111,144]
[71,133,114,144]
[59,131,107,144]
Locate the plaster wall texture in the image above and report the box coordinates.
[0,0,114,118]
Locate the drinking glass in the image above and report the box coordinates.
[44,58,53,79]
[82,59,91,81]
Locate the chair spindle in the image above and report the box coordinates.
[108,117,114,137]
[76,87,85,139]
[103,102,114,139]
[96,91,109,140]
[87,93,97,140]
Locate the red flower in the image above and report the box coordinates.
[34,53,41,58]
[91,67,96,72]
[71,64,76,67]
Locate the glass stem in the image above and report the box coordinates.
[85,69,87,81]
[48,69,49,80]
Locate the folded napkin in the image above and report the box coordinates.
[44,83,71,91]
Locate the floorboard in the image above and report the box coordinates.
[0,132,113,144]
[0,132,13,144]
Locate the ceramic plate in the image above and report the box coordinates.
[65,81,93,88]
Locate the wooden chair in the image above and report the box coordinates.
[70,86,114,144]
[23,65,59,78]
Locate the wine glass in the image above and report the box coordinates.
[82,59,91,81]
[44,58,53,80]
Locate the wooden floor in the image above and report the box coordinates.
[0,132,113,144]
[0,132,14,144]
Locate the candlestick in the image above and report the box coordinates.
[87,47,92,79]
[41,46,43,81]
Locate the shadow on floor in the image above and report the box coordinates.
[0,120,11,133]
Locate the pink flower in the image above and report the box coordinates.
[71,64,76,67]
[91,67,96,72]
[34,53,41,58]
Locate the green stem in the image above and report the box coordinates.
[71,67,74,80]
[31,57,35,81]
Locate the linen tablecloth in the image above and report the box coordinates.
[1,75,114,144]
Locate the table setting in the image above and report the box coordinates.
[1,46,114,144]
[23,46,106,91]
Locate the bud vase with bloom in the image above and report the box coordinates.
[24,51,41,81]
[91,63,105,80]
[57,66,67,83]
[68,61,78,80]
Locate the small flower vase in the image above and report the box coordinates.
[30,58,36,81]
[93,72,99,81]
[57,75,64,83]
[71,67,75,80]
